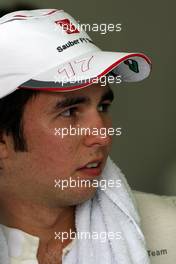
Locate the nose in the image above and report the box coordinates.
[83,112,112,147]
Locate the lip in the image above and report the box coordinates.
[77,166,102,177]
[77,158,104,177]
[78,158,103,170]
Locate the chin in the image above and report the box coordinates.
[56,186,97,207]
[74,189,97,205]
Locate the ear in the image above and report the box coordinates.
[0,133,9,159]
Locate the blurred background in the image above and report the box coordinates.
[0,0,175,195]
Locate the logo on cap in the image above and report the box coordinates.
[124,59,139,73]
[55,19,80,34]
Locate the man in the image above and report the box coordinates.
[0,8,172,264]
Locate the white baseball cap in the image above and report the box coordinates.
[0,9,151,99]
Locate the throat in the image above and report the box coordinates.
[37,234,75,264]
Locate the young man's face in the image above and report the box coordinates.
[3,83,113,207]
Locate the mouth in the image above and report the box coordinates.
[77,158,104,177]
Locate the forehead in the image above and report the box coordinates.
[27,83,111,108]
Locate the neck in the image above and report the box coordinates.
[0,195,76,244]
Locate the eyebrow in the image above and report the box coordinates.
[51,88,114,113]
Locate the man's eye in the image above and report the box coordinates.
[98,103,111,113]
[60,107,78,117]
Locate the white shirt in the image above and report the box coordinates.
[0,224,75,264]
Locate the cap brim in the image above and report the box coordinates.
[20,50,151,92]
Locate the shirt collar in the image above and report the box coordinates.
[0,224,39,260]
[0,224,76,262]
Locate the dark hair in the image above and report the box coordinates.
[0,89,40,152]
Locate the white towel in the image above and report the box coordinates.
[0,227,9,264]
[63,157,150,264]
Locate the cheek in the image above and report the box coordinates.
[23,111,83,180]
[106,115,113,128]
[27,128,81,178]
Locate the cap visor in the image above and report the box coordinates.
[20,51,151,92]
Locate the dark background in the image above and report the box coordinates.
[0,0,175,195]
